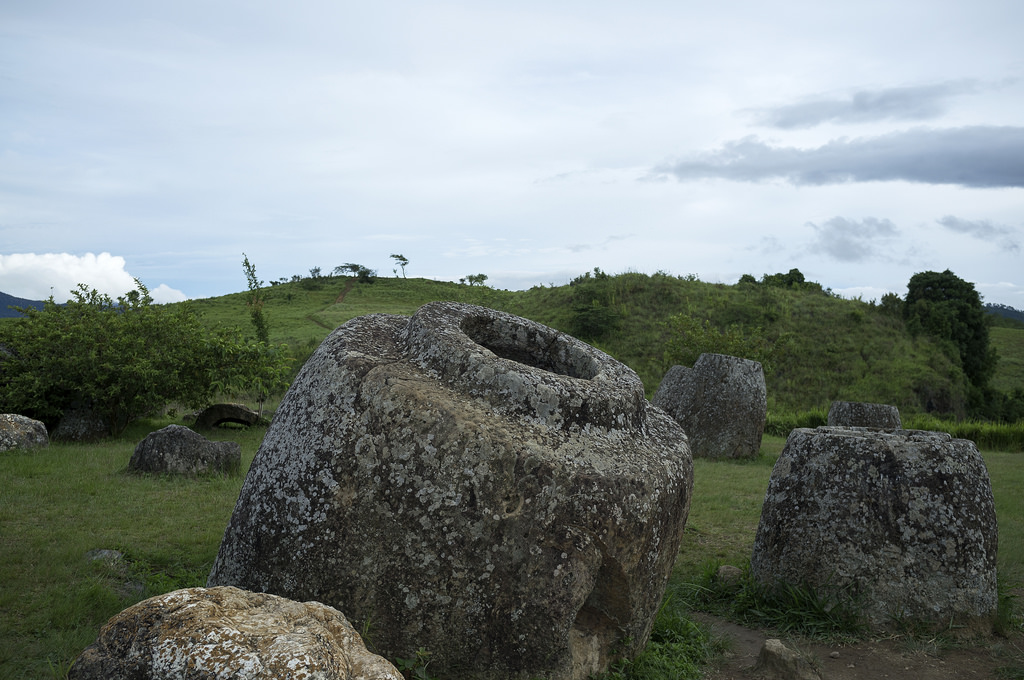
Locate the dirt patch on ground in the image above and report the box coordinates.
[695,613,1024,679]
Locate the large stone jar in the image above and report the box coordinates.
[751,426,997,629]
[653,353,766,459]
[208,302,693,680]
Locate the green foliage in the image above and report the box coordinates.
[0,282,217,435]
[757,268,826,294]
[905,269,998,389]
[393,647,437,680]
[182,268,1024,421]
[567,268,621,341]
[663,314,783,375]
[598,586,721,679]
[241,253,269,343]
[462,273,488,286]
[334,263,376,284]
[0,281,289,436]
[391,253,409,278]
[727,573,866,639]
[0,421,263,677]
[2,422,1021,677]
[991,327,1024,393]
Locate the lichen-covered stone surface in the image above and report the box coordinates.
[652,353,766,459]
[0,413,48,452]
[827,400,902,429]
[128,424,240,475]
[52,406,109,442]
[751,427,997,629]
[207,301,693,679]
[68,586,401,680]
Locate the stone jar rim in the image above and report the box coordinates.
[402,301,647,432]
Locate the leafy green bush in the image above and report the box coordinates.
[0,281,289,436]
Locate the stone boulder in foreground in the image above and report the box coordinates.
[0,413,48,452]
[69,586,401,679]
[751,426,997,629]
[208,302,693,679]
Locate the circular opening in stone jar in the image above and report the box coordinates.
[460,315,600,380]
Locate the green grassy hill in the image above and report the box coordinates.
[991,326,1024,393]
[187,271,1021,420]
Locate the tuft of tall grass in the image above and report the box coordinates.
[597,581,725,680]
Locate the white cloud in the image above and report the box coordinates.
[0,252,186,303]
[150,283,188,304]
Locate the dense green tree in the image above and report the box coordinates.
[567,268,620,341]
[336,263,376,283]
[0,281,289,436]
[904,269,997,388]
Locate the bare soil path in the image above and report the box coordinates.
[696,613,1024,679]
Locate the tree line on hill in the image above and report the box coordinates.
[564,267,1022,423]
[0,277,289,437]
[1,259,1021,435]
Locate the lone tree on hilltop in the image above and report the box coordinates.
[391,253,409,278]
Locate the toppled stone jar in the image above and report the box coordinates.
[208,302,693,680]
[750,427,997,630]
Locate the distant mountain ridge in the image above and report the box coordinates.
[0,292,45,318]
[986,303,1024,326]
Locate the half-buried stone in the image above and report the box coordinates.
[207,301,693,680]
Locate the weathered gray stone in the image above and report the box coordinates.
[714,564,744,590]
[0,413,48,452]
[827,400,902,429]
[751,427,998,629]
[129,424,240,475]
[52,407,109,442]
[194,403,262,430]
[652,353,766,459]
[208,301,693,680]
[68,586,402,680]
[753,639,822,680]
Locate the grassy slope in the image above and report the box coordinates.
[191,273,993,417]
[991,326,1024,393]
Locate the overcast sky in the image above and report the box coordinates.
[2,1,1022,308]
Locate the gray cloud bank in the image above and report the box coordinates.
[658,126,1024,188]
[807,217,899,262]
[937,215,1020,252]
[749,81,983,129]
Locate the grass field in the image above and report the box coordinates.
[2,423,1020,678]
[992,326,1024,394]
